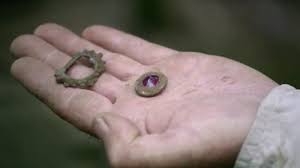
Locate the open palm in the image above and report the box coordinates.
[11,24,277,168]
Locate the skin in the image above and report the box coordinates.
[10,23,278,168]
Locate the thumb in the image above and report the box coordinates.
[93,113,200,167]
[93,113,140,143]
[93,113,141,166]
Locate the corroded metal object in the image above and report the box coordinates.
[135,71,168,97]
[55,50,105,88]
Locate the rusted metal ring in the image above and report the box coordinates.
[54,50,105,88]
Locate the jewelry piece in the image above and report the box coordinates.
[135,71,168,97]
[55,50,105,88]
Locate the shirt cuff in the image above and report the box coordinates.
[234,84,300,168]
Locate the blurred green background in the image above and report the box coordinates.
[1,0,300,167]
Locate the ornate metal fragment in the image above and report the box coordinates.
[135,71,168,97]
[55,50,105,88]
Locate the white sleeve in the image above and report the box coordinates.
[234,84,300,168]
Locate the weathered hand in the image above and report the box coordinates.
[10,23,278,168]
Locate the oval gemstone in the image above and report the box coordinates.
[142,75,159,87]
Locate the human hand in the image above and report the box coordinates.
[10,23,278,168]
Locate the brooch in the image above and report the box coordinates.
[135,71,168,97]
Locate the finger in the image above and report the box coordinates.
[11,57,112,133]
[10,35,124,102]
[34,23,110,55]
[82,25,178,65]
[34,23,147,80]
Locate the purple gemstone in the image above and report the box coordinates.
[142,75,159,87]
